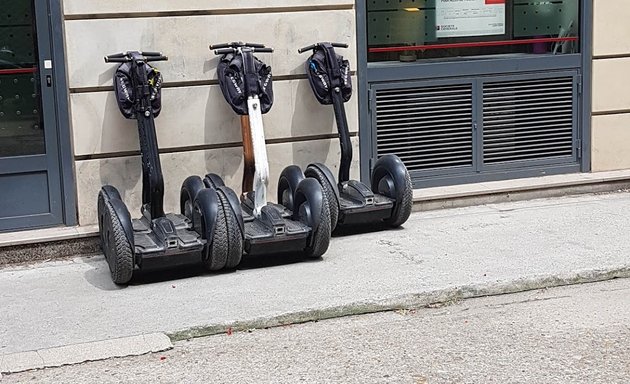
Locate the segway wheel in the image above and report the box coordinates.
[194,189,228,272]
[305,165,339,232]
[371,156,413,228]
[216,188,243,269]
[101,198,134,284]
[294,180,331,259]
[385,172,412,227]
[277,165,304,211]
[180,176,205,221]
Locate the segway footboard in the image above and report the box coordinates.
[132,213,205,269]
[240,202,311,256]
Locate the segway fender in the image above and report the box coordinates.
[216,186,245,235]
[107,197,135,249]
[371,155,408,203]
[203,173,226,189]
[307,163,340,202]
[101,185,122,202]
[193,188,220,242]
[277,165,305,211]
[180,176,205,216]
[293,178,324,233]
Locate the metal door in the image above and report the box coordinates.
[0,0,63,231]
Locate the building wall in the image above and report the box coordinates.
[62,1,359,225]
[592,0,630,171]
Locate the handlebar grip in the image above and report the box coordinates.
[210,43,232,50]
[245,42,265,48]
[332,43,349,48]
[214,48,235,55]
[104,57,128,63]
[146,55,168,62]
[141,51,162,57]
[106,52,127,59]
[254,47,273,53]
[298,44,316,54]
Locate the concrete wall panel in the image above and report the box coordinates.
[64,11,356,89]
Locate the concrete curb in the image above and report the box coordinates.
[168,266,630,341]
[0,333,172,374]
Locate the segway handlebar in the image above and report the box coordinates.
[104,52,168,63]
[298,42,349,54]
[212,46,273,55]
[210,42,267,50]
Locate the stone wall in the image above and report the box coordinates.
[591,0,630,171]
[62,1,359,224]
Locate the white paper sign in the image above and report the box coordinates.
[436,0,506,38]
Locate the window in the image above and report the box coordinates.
[367,0,580,62]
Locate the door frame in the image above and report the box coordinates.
[49,0,77,228]
[356,0,593,184]
[0,0,76,231]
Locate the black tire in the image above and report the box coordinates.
[305,165,339,232]
[102,199,134,284]
[181,176,205,221]
[97,190,110,249]
[304,198,331,258]
[197,196,228,272]
[384,171,413,228]
[216,188,243,269]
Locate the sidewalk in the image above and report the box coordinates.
[2,192,630,372]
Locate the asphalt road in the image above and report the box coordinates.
[4,278,629,383]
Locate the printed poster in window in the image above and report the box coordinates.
[436,0,506,38]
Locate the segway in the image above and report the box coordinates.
[291,42,413,232]
[181,42,331,259]
[98,51,241,285]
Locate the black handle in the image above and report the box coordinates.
[245,42,266,48]
[213,45,273,55]
[104,57,127,63]
[299,42,349,53]
[210,42,234,50]
[298,44,316,54]
[146,55,168,62]
[104,52,168,63]
[214,48,235,55]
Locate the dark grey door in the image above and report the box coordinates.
[0,0,63,231]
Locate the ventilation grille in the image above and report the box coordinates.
[376,84,473,171]
[483,77,574,164]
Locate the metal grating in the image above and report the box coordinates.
[482,77,575,164]
[375,84,473,172]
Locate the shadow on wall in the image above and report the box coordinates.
[290,74,335,170]
[204,55,243,188]
[98,85,141,207]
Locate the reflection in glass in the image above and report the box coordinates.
[0,0,44,157]
[367,0,580,62]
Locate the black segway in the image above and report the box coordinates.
[292,42,413,232]
[181,42,331,259]
[98,51,241,285]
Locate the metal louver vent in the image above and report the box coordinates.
[483,77,574,164]
[376,84,473,171]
